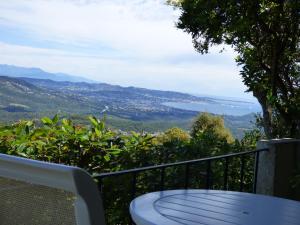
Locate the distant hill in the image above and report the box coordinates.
[0,64,93,82]
[0,75,256,138]
[0,75,200,120]
[0,64,259,138]
[0,76,101,114]
[20,77,203,120]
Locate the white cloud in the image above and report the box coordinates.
[0,41,249,98]
[0,0,194,58]
[0,0,252,99]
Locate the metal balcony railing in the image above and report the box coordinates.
[93,148,268,224]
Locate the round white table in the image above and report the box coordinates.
[130,189,300,225]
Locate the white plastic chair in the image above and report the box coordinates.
[0,153,106,225]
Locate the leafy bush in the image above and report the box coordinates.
[0,113,261,225]
[0,115,121,174]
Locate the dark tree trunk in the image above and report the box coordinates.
[253,89,273,139]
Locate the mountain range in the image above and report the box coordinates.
[0,64,92,83]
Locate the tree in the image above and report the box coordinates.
[189,113,234,156]
[158,127,190,143]
[170,0,300,138]
[191,112,234,143]
[156,127,190,162]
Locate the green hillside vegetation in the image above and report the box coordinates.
[0,110,255,140]
[191,112,235,143]
[1,113,257,170]
[0,113,262,224]
[0,76,100,114]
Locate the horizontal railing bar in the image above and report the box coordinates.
[94,149,268,179]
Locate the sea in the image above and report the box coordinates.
[163,95,261,116]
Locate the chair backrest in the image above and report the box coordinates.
[0,153,106,225]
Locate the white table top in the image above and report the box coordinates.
[130,189,300,225]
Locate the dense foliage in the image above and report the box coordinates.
[191,112,235,143]
[171,0,300,138]
[0,113,262,224]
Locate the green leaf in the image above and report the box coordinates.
[107,148,121,155]
[80,135,89,141]
[62,118,70,126]
[52,114,59,124]
[104,155,110,162]
[94,128,101,137]
[17,152,28,158]
[26,121,33,127]
[17,143,27,152]
[25,125,30,135]
[41,117,53,126]
[88,116,99,127]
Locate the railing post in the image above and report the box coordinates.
[131,172,137,199]
[223,158,229,190]
[256,139,300,200]
[206,160,211,189]
[160,167,165,191]
[253,151,260,193]
[97,177,103,194]
[239,155,245,192]
[184,164,190,189]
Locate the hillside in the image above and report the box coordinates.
[0,76,102,114]
[20,77,210,119]
[0,76,199,120]
[0,74,257,138]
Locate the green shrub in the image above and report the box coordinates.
[0,114,260,225]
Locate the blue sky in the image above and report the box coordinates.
[0,0,255,100]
